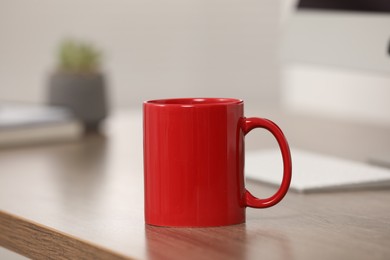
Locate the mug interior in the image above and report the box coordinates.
[146,98,243,106]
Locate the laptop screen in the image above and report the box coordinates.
[298,0,390,13]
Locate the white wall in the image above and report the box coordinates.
[0,0,282,108]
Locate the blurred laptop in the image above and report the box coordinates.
[280,0,390,167]
[246,149,390,193]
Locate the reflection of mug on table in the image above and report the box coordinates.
[143,98,292,227]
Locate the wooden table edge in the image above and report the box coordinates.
[0,210,136,260]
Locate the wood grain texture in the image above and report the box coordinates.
[0,211,132,260]
[1,110,390,259]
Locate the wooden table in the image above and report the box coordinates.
[1,110,390,260]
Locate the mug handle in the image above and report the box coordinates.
[241,117,292,208]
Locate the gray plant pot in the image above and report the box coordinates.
[48,72,108,131]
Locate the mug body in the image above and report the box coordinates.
[144,98,245,227]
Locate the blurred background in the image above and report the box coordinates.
[0,0,389,124]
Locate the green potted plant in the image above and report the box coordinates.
[48,39,108,131]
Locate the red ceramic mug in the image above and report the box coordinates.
[143,98,292,227]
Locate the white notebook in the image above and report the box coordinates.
[245,149,390,193]
[0,102,83,147]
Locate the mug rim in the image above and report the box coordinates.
[144,98,243,107]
